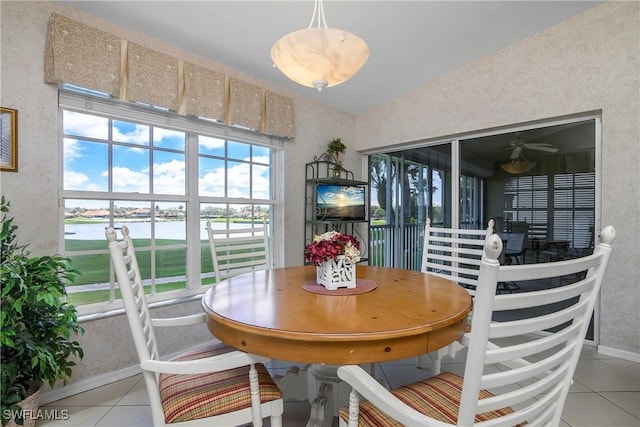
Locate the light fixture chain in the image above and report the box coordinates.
[308,0,328,29]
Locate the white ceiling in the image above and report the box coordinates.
[62,1,602,115]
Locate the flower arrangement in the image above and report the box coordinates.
[304,231,361,266]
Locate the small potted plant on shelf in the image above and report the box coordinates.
[0,197,84,427]
[327,138,347,177]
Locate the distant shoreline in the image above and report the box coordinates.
[64,217,267,224]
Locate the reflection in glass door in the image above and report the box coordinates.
[368,145,451,269]
[368,116,599,341]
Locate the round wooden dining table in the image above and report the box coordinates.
[202,265,472,426]
[202,265,472,365]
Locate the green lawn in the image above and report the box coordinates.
[65,238,215,305]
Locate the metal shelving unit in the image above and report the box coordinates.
[304,153,369,264]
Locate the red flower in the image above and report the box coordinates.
[304,231,361,266]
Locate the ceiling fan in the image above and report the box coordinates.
[507,138,558,160]
[501,136,558,175]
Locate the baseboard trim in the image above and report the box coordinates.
[40,364,142,406]
[598,345,640,363]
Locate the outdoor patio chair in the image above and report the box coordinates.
[206,220,271,283]
[106,226,283,427]
[417,218,494,372]
[337,225,615,427]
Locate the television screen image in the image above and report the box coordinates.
[316,185,366,220]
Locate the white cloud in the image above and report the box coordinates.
[63,111,109,139]
[63,138,83,162]
[113,124,149,144]
[64,170,105,191]
[112,166,149,193]
[199,136,225,151]
[153,159,185,194]
[199,168,226,196]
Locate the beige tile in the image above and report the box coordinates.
[45,376,140,407]
[574,359,640,392]
[562,392,640,426]
[600,358,640,381]
[94,406,153,427]
[116,378,149,406]
[579,345,613,360]
[37,405,111,427]
[599,391,640,419]
[569,378,593,393]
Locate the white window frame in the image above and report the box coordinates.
[59,89,284,317]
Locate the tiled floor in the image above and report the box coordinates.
[40,344,639,427]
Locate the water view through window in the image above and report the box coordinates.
[61,91,278,312]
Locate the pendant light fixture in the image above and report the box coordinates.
[501,159,537,174]
[271,0,370,91]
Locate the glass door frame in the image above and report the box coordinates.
[364,112,602,343]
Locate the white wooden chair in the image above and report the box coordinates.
[417,218,494,372]
[206,220,271,283]
[337,225,615,427]
[106,226,283,427]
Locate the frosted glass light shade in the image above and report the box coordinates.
[271,27,369,91]
[501,160,536,174]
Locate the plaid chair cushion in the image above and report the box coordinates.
[159,342,282,424]
[339,372,518,427]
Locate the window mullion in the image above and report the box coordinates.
[186,132,201,290]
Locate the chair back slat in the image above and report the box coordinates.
[106,226,160,365]
[207,221,271,283]
[490,298,590,339]
[484,322,578,365]
[421,218,494,296]
[456,225,615,426]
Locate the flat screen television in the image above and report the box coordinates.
[316,184,366,221]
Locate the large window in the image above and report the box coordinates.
[60,90,281,315]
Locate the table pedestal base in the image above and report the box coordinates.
[274,364,383,427]
[306,364,353,427]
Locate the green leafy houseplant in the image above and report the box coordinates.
[327,138,346,163]
[0,197,84,426]
[327,138,347,176]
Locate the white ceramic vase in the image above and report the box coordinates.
[316,255,356,290]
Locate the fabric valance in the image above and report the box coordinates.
[44,13,295,139]
[44,14,121,97]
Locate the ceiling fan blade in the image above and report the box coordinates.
[527,145,558,153]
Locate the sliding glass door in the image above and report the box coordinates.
[369,145,451,269]
[367,115,600,339]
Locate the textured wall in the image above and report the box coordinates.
[0,0,354,394]
[354,1,640,356]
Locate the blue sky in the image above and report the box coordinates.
[63,110,441,212]
[317,185,365,206]
[63,111,270,209]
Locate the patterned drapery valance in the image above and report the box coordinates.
[44,13,295,139]
[128,43,180,111]
[228,78,263,131]
[183,62,226,122]
[44,14,121,97]
[264,91,295,138]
